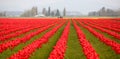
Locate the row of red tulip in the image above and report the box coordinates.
[8,21,66,59]
[78,20,120,54]
[0,25,43,41]
[0,25,19,31]
[0,19,59,36]
[0,25,32,36]
[89,20,120,29]
[0,23,55,53]
[73,20,99,59]
[80,19,120,29]
[97,22,120,32]
[0,19,61,42]
[83,21,120,40]
[48,21,70,59]
[87,20,120,32]
[113,18,120,22]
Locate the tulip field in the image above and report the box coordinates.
[0,18,120,59]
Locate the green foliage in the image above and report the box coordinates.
[78,23,120,59]
[0,26,53,59]
[30,24,65,59]
[64,23,86,59]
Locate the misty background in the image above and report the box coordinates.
[0,0,120,17]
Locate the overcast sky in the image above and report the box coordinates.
[0,0,120,14]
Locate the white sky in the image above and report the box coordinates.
[0,0,120,14]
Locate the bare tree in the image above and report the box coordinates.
[48,6,51,16]
[42,8,47,16]
[55,9,60,16]
[63,8,66,16]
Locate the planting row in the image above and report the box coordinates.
[77,20,120,54]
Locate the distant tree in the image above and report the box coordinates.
[115,10,120,16]
[106,9,114,16]
[48,6,51,16]
[55,9,60,16]
[99,7,106,16]
[21,6,38,17]
[51,11,55,16]
[102,7,105,12]
[88,7,120,17]
[21,10,31,17]
[31,6,38,16]
[63,8,66,16]
[0,11,6,17]
[42,8,47,16]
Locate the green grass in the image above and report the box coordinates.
[0,26,54,59]
[0,27,39,44]
[77,22,120,59]
[94,28,120,44]
[64,22,86,59]
[84,22,120,44]
[30,23,66,59]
